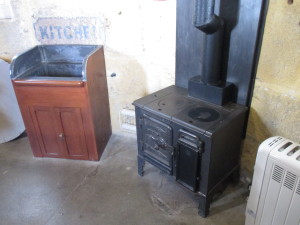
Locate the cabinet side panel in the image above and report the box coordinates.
[85,47,112,160]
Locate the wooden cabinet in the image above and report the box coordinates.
[11,46,111,161]
[29,106,89,159]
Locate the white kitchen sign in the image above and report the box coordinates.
[34,17,108,44]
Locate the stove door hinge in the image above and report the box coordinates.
[139,118,143,128]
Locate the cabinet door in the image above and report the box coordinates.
[54,107,89,160]
[29,106,65,157]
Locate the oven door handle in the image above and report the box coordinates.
[179,129,199,140]
[178,129,203,152]
[150,136,173,151]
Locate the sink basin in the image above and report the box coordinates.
[10,45,100,81]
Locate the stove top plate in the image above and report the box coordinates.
[171,101,231,133]
[135,85,247,134]
[188,107,220,123]
[145,93,196,118]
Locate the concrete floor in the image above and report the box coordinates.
[0,133,248,225]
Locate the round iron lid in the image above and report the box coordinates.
[188,107,220,123]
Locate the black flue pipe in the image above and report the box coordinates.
[194,0,224,86]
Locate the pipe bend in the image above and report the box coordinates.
[195,15,223,34]
[194,0,223,34]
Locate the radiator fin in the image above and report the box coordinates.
[278,142,292,152]
[272,165,284,183]
[287,146,300,156]
[283,172,297,190]
[296,181,300,195]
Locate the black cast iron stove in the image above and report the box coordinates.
[134,85,247,217]
[133,0,266,217]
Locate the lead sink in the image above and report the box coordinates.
[10,45,99,81]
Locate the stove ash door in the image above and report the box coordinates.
[176,130,203,192]
[142,115,174,175]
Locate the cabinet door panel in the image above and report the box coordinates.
[30,106,64,157]
[55,107,89,159]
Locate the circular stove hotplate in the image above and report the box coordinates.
[188,107,220,123]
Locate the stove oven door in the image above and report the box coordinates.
[176,130,203,192]
[142,114,174,175]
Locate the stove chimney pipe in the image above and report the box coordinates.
[194,0,224,86]
[188,0,233,105]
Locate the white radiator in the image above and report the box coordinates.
[245,136,300,225]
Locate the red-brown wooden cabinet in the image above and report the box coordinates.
[11,45,111,161]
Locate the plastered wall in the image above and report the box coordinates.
[0,0,299,173]
[242,0,300,173]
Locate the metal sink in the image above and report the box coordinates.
[10,45,100,81]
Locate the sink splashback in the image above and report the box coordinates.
[10,45,99,81]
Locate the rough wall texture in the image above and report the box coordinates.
[242,0,300,173]
[0,0,176,131]
[0,0,299,174]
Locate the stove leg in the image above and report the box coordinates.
[198,195,210,217]
[137,156,145,176]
